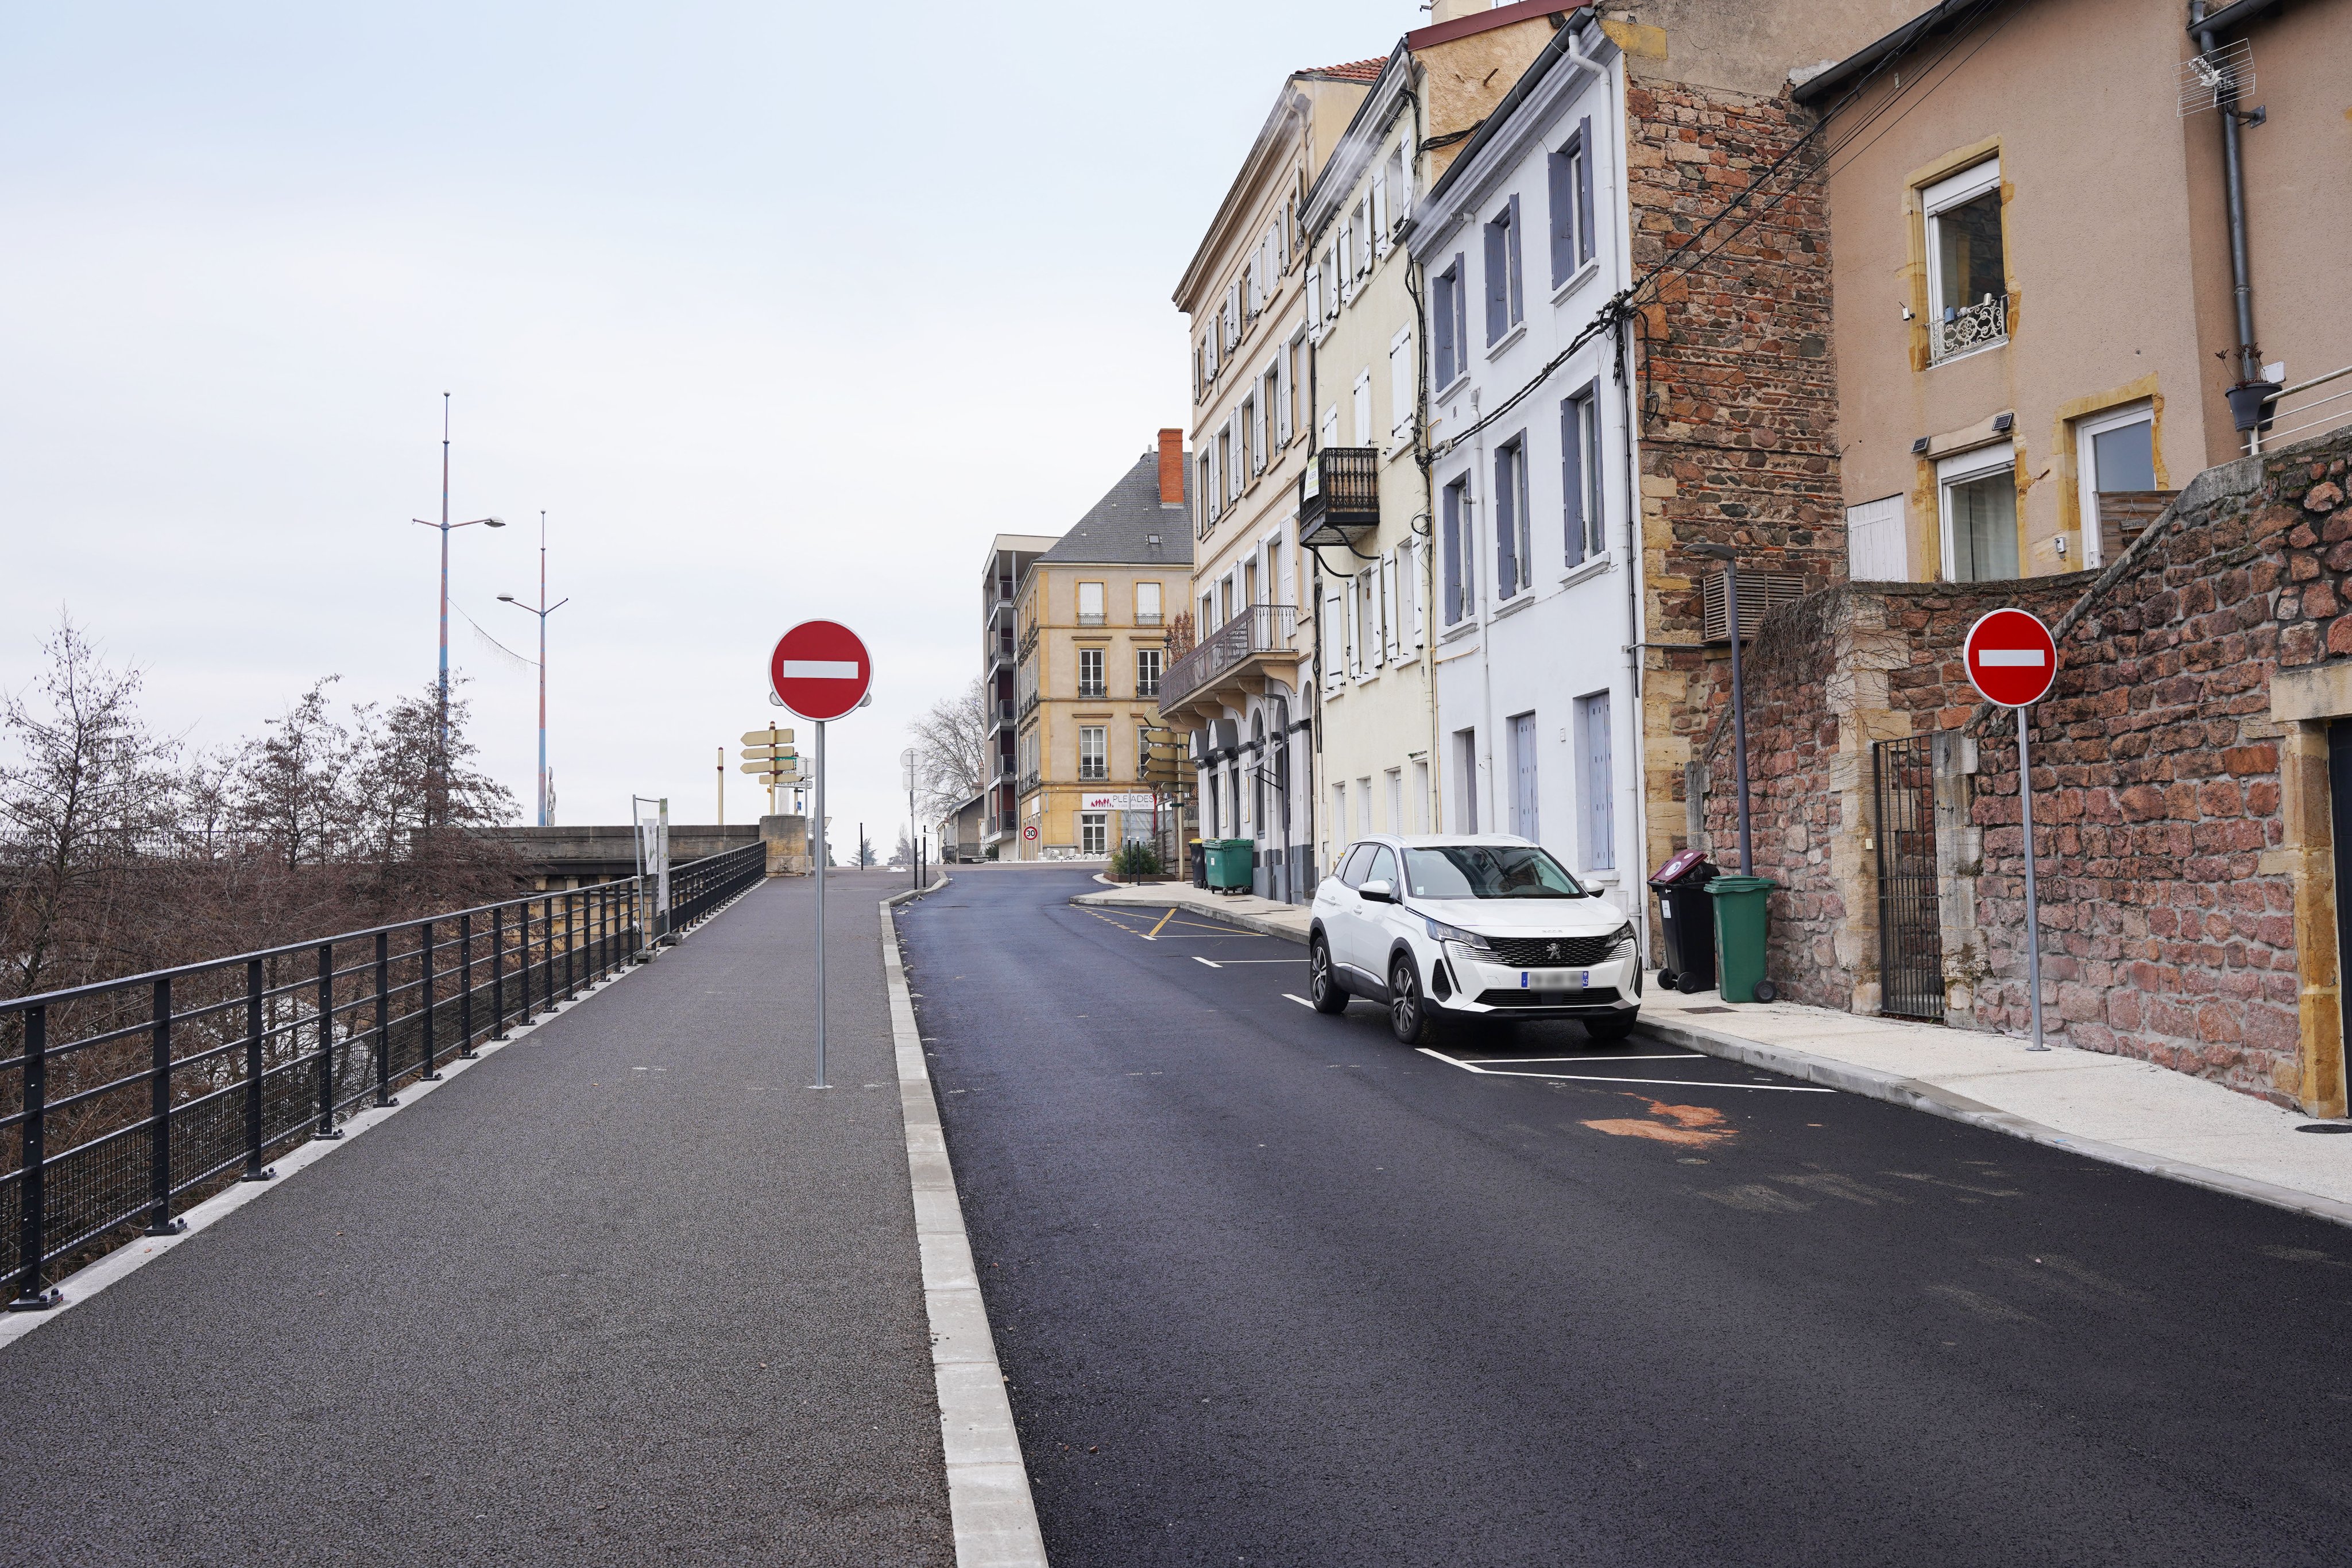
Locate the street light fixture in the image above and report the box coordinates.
[499,510,569,828]
[409,393,505,812]
[1692,543,1753,876]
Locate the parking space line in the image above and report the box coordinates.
[1194,956,1223,969]
[1144,907,1178,940]
[1285,993,1315,1008]
[1211,958,1306,964]
[1469,1054,1704,1064]
[1414,1046,1836,1093]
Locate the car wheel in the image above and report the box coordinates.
[1389,957,1432,1045]
[1584,1013,1637,1043]
[1307,936,1349,1014]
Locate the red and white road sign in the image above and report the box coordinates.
[1022,823,1038,841]
[769,621,872,721]
[1964,608,2058,707]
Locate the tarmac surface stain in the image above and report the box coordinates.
[1581,1098,1735,1148]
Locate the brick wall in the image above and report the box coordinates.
[1622,74,1844,899]
[1699,427,2352,1106]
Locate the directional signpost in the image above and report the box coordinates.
[770,620,873,1089]
[1964,608,2060,1052]
[740,726,799,816]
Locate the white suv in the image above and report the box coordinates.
[1306,835,1641,1044]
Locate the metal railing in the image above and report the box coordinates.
[1018,690,1040,721]
[1159,604,1298,711]
[993,699,1015,726]
[2250,363,2352,455]
[0,843,765,1309]
[1929,295,2006,363]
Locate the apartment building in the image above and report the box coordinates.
[979,532,1057,858]
[1162,60,1376,903]
[1299,1,1569,878]
[1804,0,2350,584]
[1012,434,1192,862]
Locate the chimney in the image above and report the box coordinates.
[1158,428,1185,504]
[1426,0,1495,22]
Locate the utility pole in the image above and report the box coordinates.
[414,396,505,818]
[498,512,566,827]
[717,746,725,828]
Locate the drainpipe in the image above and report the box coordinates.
[1607,47,1649,940]
[2191,1,2269,431]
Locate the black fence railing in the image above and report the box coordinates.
[1,841,767,1310]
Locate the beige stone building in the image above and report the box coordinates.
[1163,58,1376,901]
[1011,434,1193,861]
[1805,0,2351,584]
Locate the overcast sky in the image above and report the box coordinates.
[1,1,1420,853]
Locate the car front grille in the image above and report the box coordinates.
[1475,987,1622,1008]
[1482,932,1622,968]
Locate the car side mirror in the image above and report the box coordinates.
[1359,878,1395,904]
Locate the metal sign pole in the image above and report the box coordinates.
[2018,703,2048,1052]
[814,718,828,1088]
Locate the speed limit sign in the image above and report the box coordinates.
[1023,823,1038,841]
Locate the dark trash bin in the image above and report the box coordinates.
[1648,850,1720,995]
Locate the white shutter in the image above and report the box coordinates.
[1305,267,1321,330]
[1344,576,1361,677]
[1250,386,1267,474]
[1276,536,1295,607]
[1225,284,1240,346]
[1371,172,1388,254]
[1320,406,1339,449]
[1324,591,1347,691]
[1275,345,1293,445]
[1374,552,1392,663]
[1228,411,1244,500]
[1388,328,1414,444]
[1409,540,1426,648]
[1351,372,1372,448]
[1337,229,1352,296]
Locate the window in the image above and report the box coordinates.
[1561,388,1604,567]
[1275,342,1295,446]
[1924,159,2005,362]
[1305,265,1322,331]
[2077,403,2156,567]
[1247,390,1266,475]
[1938,443,2019,582]
[1337,223,1355,300]
[1077,582,1105,626]
[1318,246,1337,319]
[1549,119,1597,285]
[1198,455,1214,531]
[1380,549,1401,663]
[1136,582,1163,625]
[1370,169,1388,256]
[1351,199,1371,276]
[1848,495,1908,580]
[1364,843,1396,891]
[1442,476,1471,624]
[1385,144,1410,229]
[1388,327,1415,445]
[1484,195,1523,345]
[1385,769,1403,834]
[1403,843,1585,900]
[1412,758,1430,833]
[1433,258,1465,391]
[1080,812,1107,855]
[1508,713,1539,841]
[1077,648,1105,698]
[1079,726,1108,781]
[1577,692,1614,871]
[1352,370,1372,447]
[1332,784,1349,858]
[1453,729,1479,834]
[1357,565,1379,679]
[1357,777,1374,838]
[1495,438,1530,599]
[1320,405,1339,450]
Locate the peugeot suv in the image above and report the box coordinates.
[1306,835,1641,1045]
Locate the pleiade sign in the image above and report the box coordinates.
[770,621,872,722]
[1964,607,2058,707]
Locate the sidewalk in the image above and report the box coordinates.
[1071,878,2352,1230]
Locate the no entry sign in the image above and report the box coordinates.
[1964,608,2057,707]
[770,621,872,721]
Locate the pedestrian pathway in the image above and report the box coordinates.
[0,872,959,1568]
[1076,876,2352,1229]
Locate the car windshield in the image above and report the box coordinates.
[1403,845,1587,900]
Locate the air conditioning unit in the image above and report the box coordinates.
[1701,570,1805,642]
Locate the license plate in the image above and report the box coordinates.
[1521,970,1591,990]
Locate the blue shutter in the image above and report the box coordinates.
[1506,194,1525,326]
[1442,484,1463,624]
[1562,397,1585,567]
[1549,146,1575,287]
[1576,117,1596,265]
[1484,218,1507,344]
[1452,254,1468,369]
[1494,448,1518,598]
[1433,269,1456,389]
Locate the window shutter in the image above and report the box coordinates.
[1320,405,1339,449]
[1305,266,1321,330]
[1323,591,1346,691]
[1507,193,1525,325]
[1277,536,1295,607]
[1275,347,1293,444]
[1549,145,1575,287]
[1371,172,1387,254]
[1494,450,1518,595]
[1250,388,1267,473]
[1485,218,1508,344]
[1562,397,1586,567]
[1352,373,1371,448]
[1576,117,1597,265]
[1410,540,1426,648]
[1450,253,1468,368]
[1382,550,1401,661]
[1342,580,1360,679]
[1389,329,1414,444]
[1229,411,1244,499]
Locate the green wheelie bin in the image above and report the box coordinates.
[1707,874,1780,1003]
[1205,838,1257,893]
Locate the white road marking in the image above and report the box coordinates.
[1414,1046,1835,1093]
[1193,956,1223,969]
[1285,993,1316,1008]
[1473,1053,1704,1064]
[1210,958,1306,964]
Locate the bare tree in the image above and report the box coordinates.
[908,678,989,822]
[0,617,181,998]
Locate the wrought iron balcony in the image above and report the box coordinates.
[1076,680,1107,699]
[1018,771,1042,798]
[1018,623,1040,660]
[1018,690,1040,721]
[1298,446,1379,547]
[1929,295,2006,363]
[1158,604,1299,718]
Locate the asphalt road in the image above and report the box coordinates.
[902,866,2352,1567]
[0,872,950,1568]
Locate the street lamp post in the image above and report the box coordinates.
[413,394,504,817]
[498,512,569,828]
[1693,544,1754,875]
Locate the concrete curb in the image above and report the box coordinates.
[880,877,1050,1568]
[1641,1012,2352,1233]
[1070,887,1309,946]
[0,877,764,1356]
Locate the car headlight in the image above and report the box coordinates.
[1425,917,1498,958]
[1608,922,1637,961]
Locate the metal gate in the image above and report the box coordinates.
[1873,735,1945,1020]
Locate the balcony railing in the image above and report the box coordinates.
[1929,295,2006,363]
[1018,771,1042,797]
[993,699,1015,727]
[988,633,1015,664]
[1299,447,1379,547]
[1137,610,1163,626]
[1076,681,1107,699]
[2247,362,2352,455]
[1018,624,1039,660]
[1018,690,1040,721]
[1077,611,1105,627]
[1159,604,1299,712]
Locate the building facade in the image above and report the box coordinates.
[980,533,1058,858]
[1012,435,1193,862]
[1300,1,1570,881]
[1162,61,1376,903]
